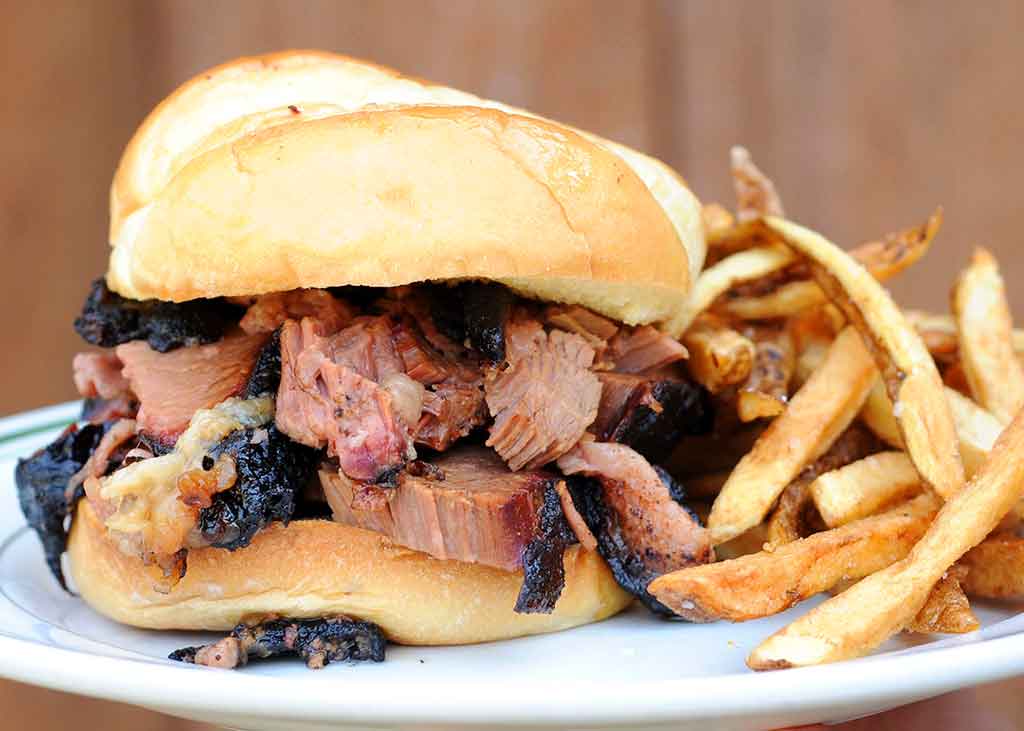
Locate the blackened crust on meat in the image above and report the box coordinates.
[243,328,282,397]
[462,282,514,362]
[513,480,576,614]
[607,379,714,463]
[170,616,386,669]
[426,281,514,361]
[653,465,703,525]
[15,424,106,589]
[567,476,676,616]
[73,278,243,353]
[198,426,319,550]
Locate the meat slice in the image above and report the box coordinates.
[558,441,714,614]
[607,325,688,374]
[593,372,714,463]
[240,289,354,336]
[544,305,619,356]
[117,332,268,443]
[72,351,132,400]
[322,446,575,613]
[485,320,601,470]
[275,318,414,483]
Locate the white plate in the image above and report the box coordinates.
[1,402,1023,731]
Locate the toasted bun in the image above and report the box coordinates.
[107,51,704,328]
[68,501,632,644]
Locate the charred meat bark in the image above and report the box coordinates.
[559,441,714,614]
[243,328,282,398]
[514,482,576,614]
[170,616,386,669]
[74,278,242,353]
[15,424,106,588]
[427,281,515,361]
[198,425,320,550]
[594,373,714,463]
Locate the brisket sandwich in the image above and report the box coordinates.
[16,51,714,665]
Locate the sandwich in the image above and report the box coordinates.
[15,50,712,669]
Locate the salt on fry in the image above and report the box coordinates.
[682,316,756,393]
[748,405,1024,670]
[810,451,922,528]
[737,326,794,422]
[959,535,1024,599]
[707,327,877,545]
[731,146,784,223]
[765,216,965,501]
[650,494,938,623]
[952,248,1024,424]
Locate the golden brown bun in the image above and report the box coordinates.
[68,501,632,645]
[108,51,705,328]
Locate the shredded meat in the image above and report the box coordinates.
[275,318,415,483]
[606,326,688,374]
[170,616,386,670]
[240,289,354,335]
[485,320,601,470]
[559,441,714,613]
[544,304,618,359]
[117,333,267,443]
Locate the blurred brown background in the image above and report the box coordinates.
[2,1,1024,729]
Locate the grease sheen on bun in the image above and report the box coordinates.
[107,50,705,329]
[68,502,633,644]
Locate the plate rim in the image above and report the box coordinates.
[1,401,1023,726]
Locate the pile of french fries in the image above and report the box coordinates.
[654,147,1024,670]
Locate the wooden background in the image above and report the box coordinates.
[3,1,1024,728]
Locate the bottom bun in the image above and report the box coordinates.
[68,501,633,645]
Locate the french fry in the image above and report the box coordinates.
[907,566,979,635]
[765,216,965,500]
[715,521,771,562]
[810,451,922,528]
[952,248,1024,424]
[765,425,879,545]
[959,535,1024,598]
[747,404,1024,670]
[860,383,1001,478]
[906,310,1024,359]
[737,326,794,422]
[669,241,796,335]
[650,494,938,622]
[702,202,735,241]
[731,146,784,222]
[682,316,756,393]
[707,327,877,545]
[722,210,941,320]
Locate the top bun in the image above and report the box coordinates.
[108,51,704,328]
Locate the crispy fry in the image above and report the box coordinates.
[650,494,938,623]
[959,535,1024,598]
[669,241,796,335]
[731,146,784,223]
[859,384,1001,478]
[906,310,1024,358]
[952,248,1024,424]
[747,405,1024,670]
[766,425,879,545]
[702,202,735,242]
[810,451,922,528]
[682,316,756,393]
[907,566,979,634]
[723,210,941,320]
[765,217,965,500]
[715,521,771,562]
[737,326,794,422]
[707,327,877,545]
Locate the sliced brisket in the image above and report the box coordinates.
[606,325,688,374]
[117,333,267,444]
[559,441,714,614]
[240,289,354,336]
